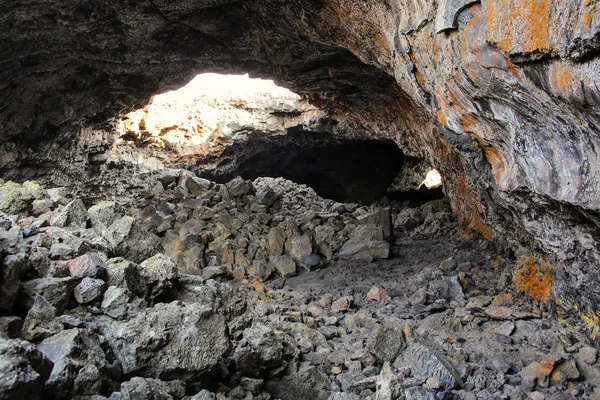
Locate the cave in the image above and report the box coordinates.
[1,1,600,399]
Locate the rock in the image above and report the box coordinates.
[394,208,424,231]
[157,169,180,187]
[300,254,321,271]
[185,176,211,195]
[520,355,563,388]
[393,333,461,391]
[375,362,404,400]
[0,316,23,339]
[49,243,75,260]
[100,301,231,380]
[106,258,142,294]
[439,257,458,272]
[56,315,83,329]
[18,277,77,315]
[107,216,161,263]
[577,346,598,365]
[101,286,131,319]
[0,181,41,214]
[431,276,466,306]
[367,284,390,303]
[495,321,515,336]
[0,338,54,400]
[138,253,178,301]
[68,252,107,279]
[0,252,31,311]
[332,296,353,312]
[163,221,208,270]
[74,277,106,304]
[339,225,390,261]
[50,199,88,229]
[226,176,252,197]
[201,266,230,280]
[270,255,297,278]
[119,377,175,400]
[356,207,392,242]
[38,328,112,399]
[286,233,313,263]
[256,186,279,207]
[485,356,512,373]
[21,295,62,341]
[88,201,121,232]
[549,358,580,387]
[367,322,405,363]
[190,389,216,400]
[465,295,492,310]
[268,226,286,256]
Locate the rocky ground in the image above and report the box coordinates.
[1,172,599,400]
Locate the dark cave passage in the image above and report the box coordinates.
[192,129,406,203]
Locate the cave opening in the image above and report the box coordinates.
[114,73,444,205]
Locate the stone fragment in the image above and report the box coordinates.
[375,362,404,400]
[268,226,286,256]
[56,315,83,329]
[520,355,563,388]
[435,0,479,33]
[50,199,88,229]
[226,176,251,197]
[256,186,279,207]
[286,233,313,263]
[201,266,230,280]
[157,169,180,187]
[138,253,178,301]
[300,254,321,271]
[38,328,112,399]
[439,257,458,272]
[185,175,211,195]
[21,295,62,341]
[339,225,389,261]
[431,276,466,306]
[50,243,75,260]
[163,221,207,270]
[332,296,353,312]
[409,288,427,306]
[0,181,41,214]
[74,277,106,304]
[367,284,390,303]
[18,277,77,315]
[107,216,161,263]
[119,377,174,400]
[367,322,405,363]
[549,358,580,387]
[490,293,514,307]
[270,255,297,278]
[465,295,491,310]
[88,201,120,233]
[101,286,130,319]
[495,321,515,336]
[357,207,392,242]
[0,252,31,311]
[67,252,107,279]
[0,316,23,339]
[485,357,512,373]
[0,338,54,400]
[578,346,598,365]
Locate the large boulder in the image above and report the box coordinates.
[0,181,43,214]
[138,253,178,302]
[163,220,208,271]
[88,201,121,236]
[339,225,390,261]
[0,338,54,400]
[100,301,231,380]
[49,199,88,229]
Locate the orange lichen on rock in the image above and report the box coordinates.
[487,0,552,56]
[548,62,585,102]
[482,142,508,185]
[452,178,493,240]
[514,255,554,302]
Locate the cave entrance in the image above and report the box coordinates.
[114,73,442,205]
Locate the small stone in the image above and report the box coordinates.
[270,255,296,278]
[201,266,230,280]
[332,296,353,312]
[74,277,106,304]
[367,284,390,303]
[495,333,513,345]
[439,257,458,272]
[490,293,513,307]
[409,288,427,305]
[484,306,512,320]
[332,366,342,374]
[185,176,211,195]
[101,286,130,319]
[549,359,580,387]
[496,321,515,336]
[267,227,286,256]
[299,254,321,272]
[465,296,492,310]
[57,315,84,328]
[50,243,75,260]
[520,355,563,388]
[425,376,444,390]
[256,186,279,207]
[486,356,512,373]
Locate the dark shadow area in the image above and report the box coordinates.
[387,186,445,206]
[193,129,404,203]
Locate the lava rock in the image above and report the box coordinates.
[74,277,106,304]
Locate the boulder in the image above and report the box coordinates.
[18,277,77,315]
[101,286,131,319]
[226,176,252,197]
[185,176,212,196]
[285,233,313,263]
[50,199,88,229]
[163,220,208,270]
[88,201,121,234]
[21,295,63,341]
[267,226,286,256]
[270,255,297,278]
[67,252,107,279]
[0,338,54,400]
[138,253,178,301]
[0,181,43,214]
[0,252,31,311]
[118,377,175,400]
[357,207,393,242]
[339,225,389,261]
[100,301,231,380]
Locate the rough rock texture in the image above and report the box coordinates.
[1,0,600,341]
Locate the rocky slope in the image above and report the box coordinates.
[2,171,599,399]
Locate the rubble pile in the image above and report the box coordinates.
[0,175,598,400]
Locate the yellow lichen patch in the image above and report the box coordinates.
[581,307,600,341]
[487,0,552,56]
[514,255,554,302]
